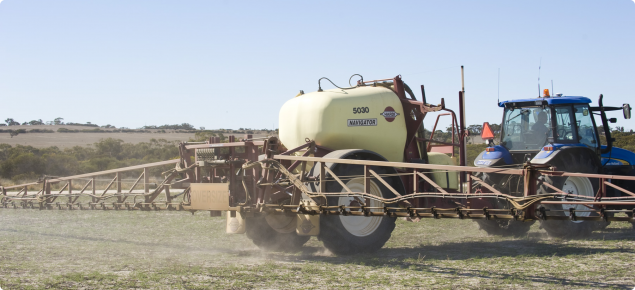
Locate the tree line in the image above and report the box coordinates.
[0,138,180,183]
[2,117,279,134]
[2,117,102,127]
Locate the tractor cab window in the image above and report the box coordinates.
[501,106,551,150]
[554,106,577,142]
[574,104,598,148]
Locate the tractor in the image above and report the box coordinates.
[473,89,633,238]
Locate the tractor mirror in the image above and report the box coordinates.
[583,109,589,116]
[623,104,632,119]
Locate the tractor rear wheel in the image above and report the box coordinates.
[245,215,310,251]
[537,151,607,238]
[474,172,534,237]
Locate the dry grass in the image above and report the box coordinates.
[0,209,634,289]
[0,128,271,149]
[0,132,194,148]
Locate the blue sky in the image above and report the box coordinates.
[0,0,633,131]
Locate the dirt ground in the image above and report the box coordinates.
[0,209,633,289]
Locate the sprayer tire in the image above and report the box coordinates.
[245,216,310,251]
[474,172,533,236]
[537,151,607,239]
[476,217,532,237]
[317,163,399,255]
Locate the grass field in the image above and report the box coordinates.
[0,132,195,148]
[0,126,271,148]
[1,209,634,289]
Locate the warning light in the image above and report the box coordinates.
[543,146,553,151]
[481,122,495,140]
[543,89,550,97]
[485,147,496,152]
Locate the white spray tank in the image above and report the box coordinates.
[278,76,459,189]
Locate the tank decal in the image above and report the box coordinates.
[380,106,400,122]
[602,158,628,166]
[476,159,495,166]
[347,118,377,127]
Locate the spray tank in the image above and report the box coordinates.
[278,75,460,189]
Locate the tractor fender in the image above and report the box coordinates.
[473,145,513,167]
[531,146,601,169]
[601,145,635,166]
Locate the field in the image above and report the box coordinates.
[0,126,270,148]
[0,132,194,149]
[1,209,634,289]
[1,130,634,289]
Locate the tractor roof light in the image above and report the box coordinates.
[543,89,550,97]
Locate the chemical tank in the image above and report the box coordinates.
[279,86,407,162]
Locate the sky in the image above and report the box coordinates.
[0,0,633,131]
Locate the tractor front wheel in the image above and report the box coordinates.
[537,151,607,238]
[474,172,534,237]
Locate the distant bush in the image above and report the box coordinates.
[143,123,196,130]
[56,128,157,133]
[28,129,54,133]
[65,122,99,127]
[610,131,635,153]
[190,130,217,142]
[115,129,151,133]
[81,128,105,133]
[0,138,180,181]
[466,144,487,166]
[57,128,77,133]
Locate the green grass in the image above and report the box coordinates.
[0,209,634,289]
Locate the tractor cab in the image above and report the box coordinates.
[475,90,632,168]
[502,96,599,149]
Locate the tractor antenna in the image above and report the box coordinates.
[551,80,554,96]
[497,68,500,104]
[538,58,542,97]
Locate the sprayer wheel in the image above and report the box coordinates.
[537,151,608,239]
[477,218,532,237]
[245,216,310,252]
[317,163,399,255]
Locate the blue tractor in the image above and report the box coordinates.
[473,92,633,238]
